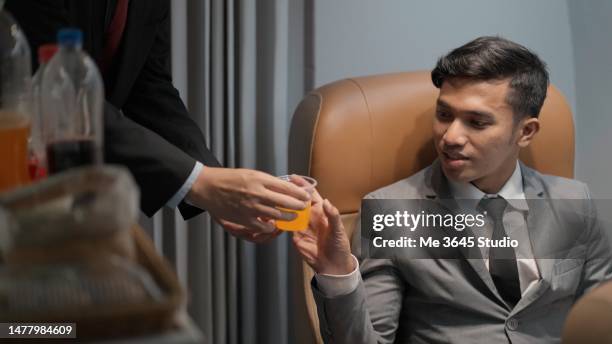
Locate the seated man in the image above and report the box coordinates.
[292,36,612,343]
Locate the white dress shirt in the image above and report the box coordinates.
[165,161,203,208]
[316,161,541,298]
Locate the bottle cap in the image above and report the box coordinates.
[38,44,58,64]
[57,28,83,47]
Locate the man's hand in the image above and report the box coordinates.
[216,217,282,244]
[292,191,355,275]
[187,166,311,234]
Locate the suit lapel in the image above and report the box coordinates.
[522,164,555,281]
[510,163,554,314]
[109,0,154,106]
[425,161,506,306]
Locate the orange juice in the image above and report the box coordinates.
[0,113,30,192]
[276,201,312,231]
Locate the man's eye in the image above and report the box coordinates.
[471,120,488,128]
[436,111,452,120]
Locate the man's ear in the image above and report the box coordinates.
[516,117,540,148]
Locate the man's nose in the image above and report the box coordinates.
[442,120,468,147]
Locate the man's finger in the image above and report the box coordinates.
[249,234,276,244]
[292,230,307,243]
[323,199,344,234]
[219,219,277,243]
[248,216,276,233]
[252,203,297,221]
[292,231,317,248]
[264,176,311,202]
[260,189,309,211]
[288,175,323,204]
[309,204,327,235]
[218,215,275,234]
[217,218,247,232]
[222,224,254,240]
[292,235,318,261]
[311,189,323,204]
[297,229,318,243]
[251,229,282,244]
[255,228,282,238]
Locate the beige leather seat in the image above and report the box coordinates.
[288,71,575,343]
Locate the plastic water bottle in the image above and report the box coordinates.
[0,2,32,192]
[29,44,58,180]
[41,28,104,175]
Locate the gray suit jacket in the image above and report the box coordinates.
[312,160,612,344]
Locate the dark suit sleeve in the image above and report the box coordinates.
[6,0,220,218]
[120,0,220,219]
[103,101,201,217]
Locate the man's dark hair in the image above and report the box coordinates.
[431,36,549,118]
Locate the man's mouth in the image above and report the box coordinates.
[443,152,469,161]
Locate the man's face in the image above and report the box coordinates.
[433,77,527,193]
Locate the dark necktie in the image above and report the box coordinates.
[100,0,129,73]
[479,196,521,307]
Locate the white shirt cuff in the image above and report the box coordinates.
[166,161,203,208]
[314,255,360,297]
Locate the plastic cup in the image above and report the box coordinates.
[276,175,317,231]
